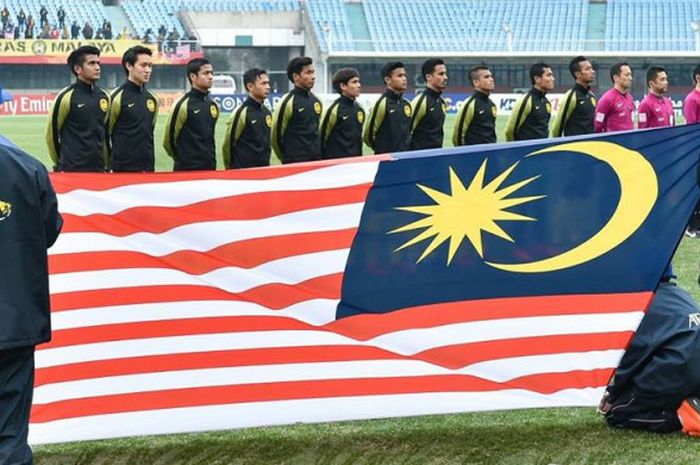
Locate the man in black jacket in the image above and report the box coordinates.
[551,56,596,137]
[0,139,62,465]
[271,56,322,164]
[223,68,272,169]
[599,277,700,436]
[108,45,159,172]
[364,62,412,154]
[320,68,365,159]
[453,65,497,146]
[505,63,555,141]
[163,58,219,170]
[410,58,447,150]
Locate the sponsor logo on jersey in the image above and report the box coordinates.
[0,200,12,222]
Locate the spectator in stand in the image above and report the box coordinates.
[61,24,69,40]
[1,5,9,28]
[57,5,65,29]
[24,15,34,39]
[70,20,79,39]
[39,5,48,28]
[3,20,13,39]
[50,24,60,40]
[95,28,103,40]
[38,23,50,39]
[158,24,166,38]
[13,21,18,38]
[117,26,130,40]
[103,21,112,40]
[166,28,178,52]
[17,8,25,33]
[143,28,153,43]
[82,22,93,39]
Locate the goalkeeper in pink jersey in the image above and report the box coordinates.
[638,66,675,129]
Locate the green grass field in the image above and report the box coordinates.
[3,114,700,464]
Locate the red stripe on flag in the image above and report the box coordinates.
[49,273,343,312]
[328,292,652,340]
[29,369,613,423]
[58,185,371,235]
[35,331,632,387]
[49,229,357,274]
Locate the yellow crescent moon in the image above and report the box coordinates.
[486,141,658,273]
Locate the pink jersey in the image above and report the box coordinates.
[638,93,674,128]
[594,88,635,133]
[684,89,700,124]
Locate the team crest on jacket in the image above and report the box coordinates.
[99,98,109,112]
[404,105,412,117]
[590,96,597,106]
[210,104,219,118]
[546,102,552,113]
[147,99,156,113]
[314,102,322,114]
[491,106,497,117]
[357,111,364,123]
[265,114,272,127]
[0,200,12,221]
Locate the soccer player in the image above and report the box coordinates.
[599,277,700,436]
[0,140,62,465]
[45,45,110,172]
[320,68,365,159]
[223,68,272,169]
[453,65,497,146]
[364,62,412,154]
[163,58,219,171]
[107,45,158,172]
[683,65,700,237]
[271,56,322,164]
[594,62,634,133]
[551,56,596,137]
[410,58,447,150]
[505,63,554,141]
[638,66,674,129]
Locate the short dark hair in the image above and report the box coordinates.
[121,45,152,77]
[67,45,100,76]
[610,62,630,82]
[646,66,666,85]
[286,56,313,82]
[421,58,445,80]
[569,56,589,79]
[332,68,360,94]
[381,61,404,80]
[693,64,700,84]
[186,58,211,84]
[468,65,489,86]
[529,62,550,85]
[243,68,267,90]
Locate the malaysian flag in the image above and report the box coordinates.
[31,125,700,444]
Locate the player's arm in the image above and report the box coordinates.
[44,88,73,168]
[505,95,530,142]
[363,96,387,150]
[637,101,651,129]
[222,105,247,169]
[270,94,294,163]
[551,90,574,137]
[452,97,475,146]
[594,96,610,133]
[320,102,339,149]
[684,97,699,125]
[163,97,189,160]
[410,94,428,134]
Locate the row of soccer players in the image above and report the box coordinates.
[45,46,700,172]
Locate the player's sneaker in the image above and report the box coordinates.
[677,397,700,436]
[685,228,698,238]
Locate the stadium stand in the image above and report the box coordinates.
[3,0,105,34]
[305,0,354,52]
[606,0,700,51]
[121,0,186,40]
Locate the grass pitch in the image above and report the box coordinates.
[2,114,700,464]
